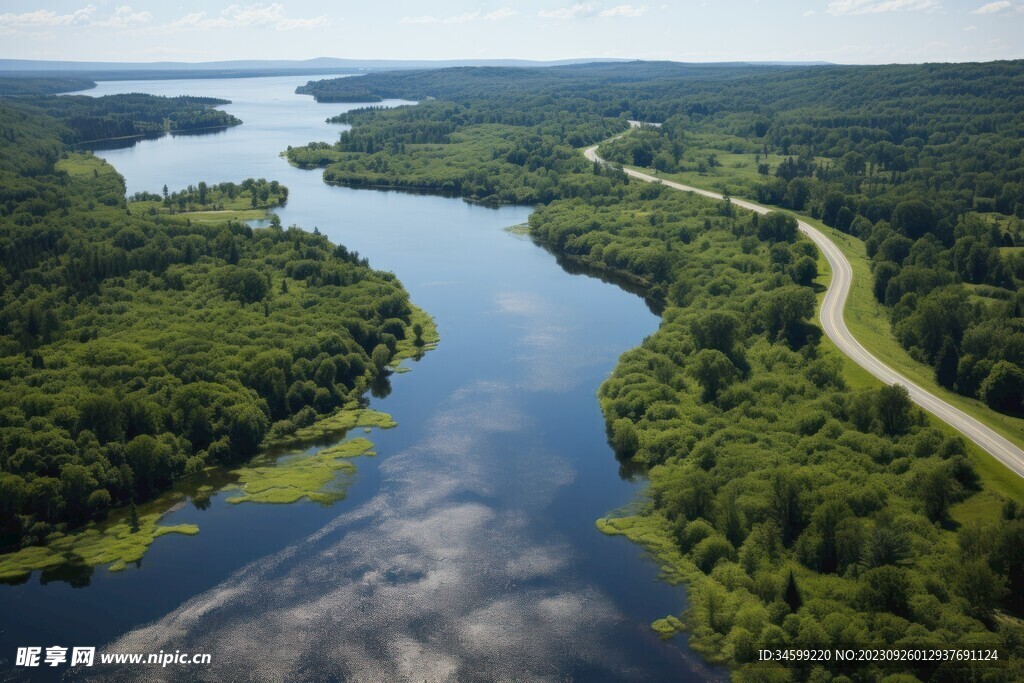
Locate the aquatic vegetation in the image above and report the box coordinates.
[265,406,397,447]
[225,437,374,505]
[390,305,440,373]
[503,223,531,236]
[651,615,686,640]
[1,401,392,579]
[0,511,198,582]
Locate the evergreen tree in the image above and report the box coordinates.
[935,337,959,390]
[784,569,802,612]
[129,501,140,533]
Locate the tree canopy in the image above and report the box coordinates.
[292,62,1024,678]
[0,94,419,553]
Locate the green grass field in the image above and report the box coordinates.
[622,129,829,197]
[130,205,271,223]
[56,152,113,178]
[129,191,280,223]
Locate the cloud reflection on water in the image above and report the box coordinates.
[85,290,677,682]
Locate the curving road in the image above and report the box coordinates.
[585,138,1024,479]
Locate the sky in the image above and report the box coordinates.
[1,1,1022,65]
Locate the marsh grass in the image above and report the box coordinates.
[0,506,198,582]
[225,438,374,505]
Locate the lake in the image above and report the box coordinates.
[0,75,720,681]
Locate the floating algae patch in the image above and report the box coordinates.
[0,512,198,582]
[305,407,397,434]
[73,515,199,572]
[651,615,686,640]
[0,546,66,582]
[225,437,375,505]
[503,222,532,236]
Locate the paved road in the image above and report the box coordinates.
[585,140,1024,479]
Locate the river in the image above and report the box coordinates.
[0,75,719,681]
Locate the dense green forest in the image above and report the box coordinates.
[296,61,1024,417]
[0,95,422,553]
[0,77,95,97]
[16,93,240,144]
[291,63,1024,679]
[536,184,1023,680]
[288,101,625,204]
[294,80,382,103]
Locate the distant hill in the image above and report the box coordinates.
[0,57,832,77]
[0,57,631,74]
[0,58,833,95]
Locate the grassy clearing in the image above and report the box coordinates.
[159,208,269,223]
[56,152,114,178]
[621,130,828,198]
[128,201,273,224]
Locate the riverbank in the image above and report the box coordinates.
[0,117,441,583]
[2,75,697,681]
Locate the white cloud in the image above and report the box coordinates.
[436,11,479,23]
[92,6,152,28]
[400,12,478,24]
[539,2,647,19]
[167,3,328,31]
[827,0,939,15]
[964,23,978,29]
[539,2,602,19]
[0,5,95,28]
[485,7,518,20]
[400,15,441,24]
[401,8,517,24]
[970,1,1011,13]
[804,9,817,16]
[598,4,648,17]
